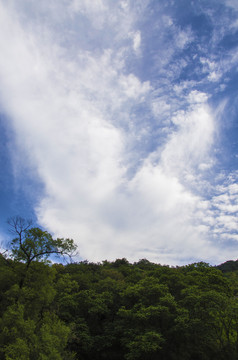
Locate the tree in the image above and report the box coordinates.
[0,303,73,360]
[117,277,178,360]
[7,217,77,269]
[0,217,77,360]
[3,217,78,293]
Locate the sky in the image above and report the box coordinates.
[0,0,237,266]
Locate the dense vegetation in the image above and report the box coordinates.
[1,219,238,359]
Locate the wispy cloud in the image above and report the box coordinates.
[0,0,237,265]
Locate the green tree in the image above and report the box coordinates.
[8,217,77,268]
[0,218,77,360]
[118,277,178,360]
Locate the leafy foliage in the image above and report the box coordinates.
[8,217,77,268]
[1,223,238,359]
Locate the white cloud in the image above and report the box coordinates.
[225,0,238,11]
[131,31,141,54]
[0,1,237,266]
[162,100,214,177]
[151,98,171,118]
[200,58,222,83]
[188,90,209,104]
[175,29,192,49]
[70,0,107,16]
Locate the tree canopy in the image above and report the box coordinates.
[7,216,77,268]
[1,219,238,359]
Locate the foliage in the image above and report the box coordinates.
[1,224,238,359]
[8,217,77,268]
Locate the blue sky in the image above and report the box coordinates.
[0,0,237,265]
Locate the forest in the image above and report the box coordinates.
[1,218,238,360]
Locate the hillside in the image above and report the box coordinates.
[1,254,238,360]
